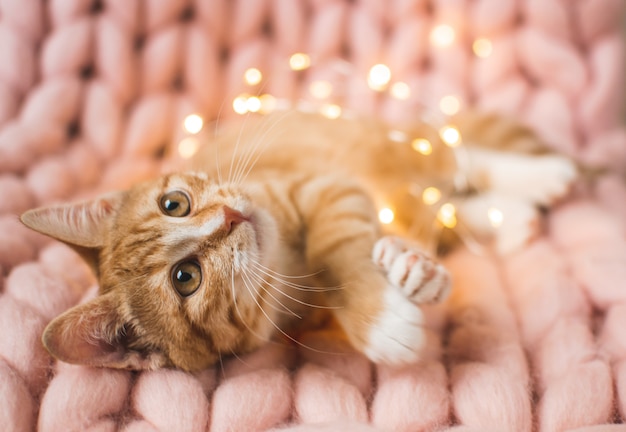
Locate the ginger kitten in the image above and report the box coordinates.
[21,111,575,370]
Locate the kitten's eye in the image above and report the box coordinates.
[171,261,202,297]
[160,190,191,217]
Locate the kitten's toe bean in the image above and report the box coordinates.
[372,236,407,271]
[387,251,451,304]
[364,288,426,365]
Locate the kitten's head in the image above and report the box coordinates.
[21,172,279,371]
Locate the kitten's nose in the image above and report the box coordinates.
[223,205,248,232]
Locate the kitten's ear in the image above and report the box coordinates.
[20,192,126,247]
[20,192,126,271]
[42,293,166,370]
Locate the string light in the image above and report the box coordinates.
[178,137,200,159]
[388,130,408,143]
[411,138,433,155]
[473,38,493,58]
[422,187,442,205]
[221,49,516,252]
[378,207,395,224]
[437,203,457,228]
[289,53,311,71]
[430,24,455,47]
[320,103,342,119]
[259,94,277,113]
[244,68,263,85]
[309,80,333,99]
[232,95,248,114]
[390,82,411,100]
[183,114,204,134]
[245,96,262,113]
[487,207,504,228]
[439,125,462,147]
[367,64,392,91]
[439,95,461,116]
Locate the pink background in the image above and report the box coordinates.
[1,1,626,431]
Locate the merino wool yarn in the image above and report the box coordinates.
[1,1,626,431]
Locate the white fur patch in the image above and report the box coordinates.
[457,192,540,254]
[364,287,426,365]
[465,148,578,206]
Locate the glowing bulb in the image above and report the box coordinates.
[233,95,249,114]
[320,103,342,119]
[473,38,493,58]
[309,80,333,99]
[367,63,392,91]
[245,96,262,113]
[388,130,408,143]
[437,203,457,228]
[244,68,263,85]
[378,207,395,224]
[422,187,442,206]
[439,95,461,116]
[488,207,504,228]
[430,24,455,47]
[178,137,200,159]
[259,94,277,113]
[411,138,433,155]
[439,125,461,147]
[289,53,311,71]
[390,82,411,100]
[183,114,204,134]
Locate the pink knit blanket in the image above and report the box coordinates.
[2,1,626,431]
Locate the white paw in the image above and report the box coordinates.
[457,192,541,254]
[372,236,451,304]
[486,154,578,206]
[517,156,578,206]
[364,288,426,365]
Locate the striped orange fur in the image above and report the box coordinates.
[21,110,561,370]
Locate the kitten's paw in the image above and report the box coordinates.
[373,236,451,304]
[491,156,578,206]
[513,156,578,206]
[457,193,541,255]
[364,288,426,364]
[494,204,541,254]
[387,251,451,303]
[372,236,407,272]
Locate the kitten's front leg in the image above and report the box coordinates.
[292,176,449,365]
[372,236,451,304]
[363,236,451,364]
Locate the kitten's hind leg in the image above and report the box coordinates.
[372,236,452,304]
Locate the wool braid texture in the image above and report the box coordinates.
[1,0,626,431]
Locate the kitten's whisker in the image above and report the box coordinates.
[251,261,324,279]
[250,261,344,293]
[227,347,252,369]
[212,100,228,186]
[227,81,277,186]
[228,112,253,184]
[246,267,342,311]
[230,112,280,186]
[217,351,226,381]
[230,268,274,345]
[242,269,302,318]
[233,110,294,186]
[238,269,332,354]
